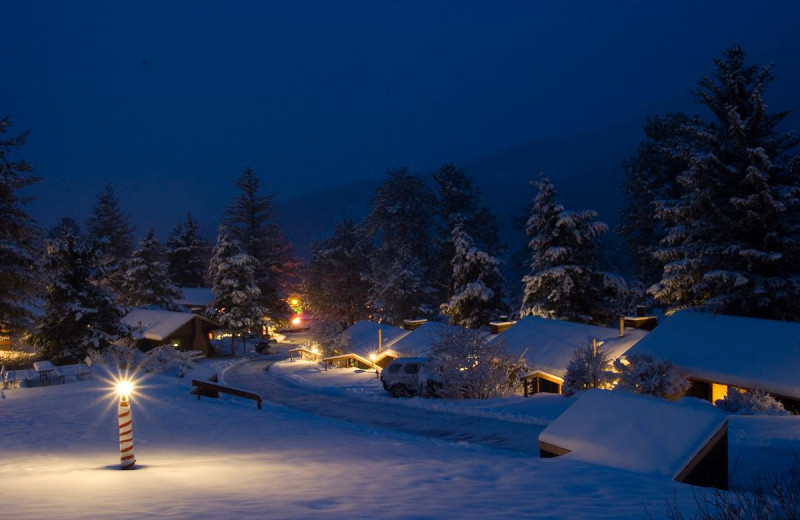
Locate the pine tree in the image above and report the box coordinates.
[433,163,502,301]
[304,220,372,326]
[651,46,800,320]
[86,184,134,289]
[32,224,129,362]
[224,167,295,321]
[166,213,209,287]
[366,167,438,324]
[207,225,265,357]
[619,113,695,286]
[119,229,181,310]
[0,116,42,336]
[441,216,507,328]
[521,174,610,323]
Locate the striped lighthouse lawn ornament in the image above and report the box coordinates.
[116,380,136,470]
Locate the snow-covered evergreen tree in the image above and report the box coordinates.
[307,318,347,359]
[224,167,296,322]
[440,216,507,328]
[614,352,690,400]
[119,229,181,310]
[0,116,42,337]
[651,46,800,320]
[304,220,372,326]
[619,113,695,286]
[31,224,129,363]
[562,344,616,396]
[207,225,265,357]
[433,163,502,301]
[86,184,134,293]
[366,167,438,324]
[166,213,209,288]
[521,174,620,324]
[427,328,526,399]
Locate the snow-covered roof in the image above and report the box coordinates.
[539,389,727,480]
[174,287,215,308]
[488,316,648,376]
[624,310,800,400]
[390,321,482,356]
[339,320,410,358]
[122,308,218,342]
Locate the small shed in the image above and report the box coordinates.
[322,320,410,369]
[622,311,800,412]
[122,308,221,357]
[539,390,728,489]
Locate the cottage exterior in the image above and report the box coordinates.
[122,309,221,357]
[487,316,649,395]
[322,320,410,369]
[622,311,800,412]
[539,389,729,489]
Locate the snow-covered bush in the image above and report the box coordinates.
[614,352,690,400]
[0,350,36,370]
[427,328,527,399]
[562,344,616,396]
[715,387,790,416]
[140,345,197,377]
[89,344,197,378]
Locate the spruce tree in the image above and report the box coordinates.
[619,113,695,286]
[521,174,615,323]
[304,220,372,326]
[166,213,209,288]
[651,46,800,320]
[119,229,181,310]
[440,216,507,328]
[32,224,128,362]
[224,167,295,321]
[86,184,134,289]
[207,225,265,357]
[366,167,438,324]
[0,116,41,337]
[433,163,501,300]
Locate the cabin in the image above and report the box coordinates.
[622,311,800,413]
[390,320,484,357]
[322,320,410,369]
[122,308,221,357]
[539,389,729,489]
[487,316,649,396]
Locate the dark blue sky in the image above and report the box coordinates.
[3,1,799,240]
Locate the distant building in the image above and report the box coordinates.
[322,320,410,369]
[122,308,221,357]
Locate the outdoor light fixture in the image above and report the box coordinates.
[369,353,379,379]
[116,379,136,470]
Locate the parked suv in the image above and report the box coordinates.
[380,357,440,398]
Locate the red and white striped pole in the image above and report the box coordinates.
[117,382,136,470]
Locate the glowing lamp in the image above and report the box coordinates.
[291,316,302,326]
[115,379,136,470]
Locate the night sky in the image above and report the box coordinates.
[3,1,799,243]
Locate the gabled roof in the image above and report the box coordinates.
[624,310,800,399]
[539,389,727,481]
[488,316,648,376]
[390,321,483,356]
[123,308,219,342]
[337,320,410,358]
[175,287,215,308]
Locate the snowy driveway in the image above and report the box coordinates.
[223,357,545,456]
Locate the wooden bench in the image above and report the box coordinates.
[191,379,263,409]
[54,357,93,383]
[2,367,38,388]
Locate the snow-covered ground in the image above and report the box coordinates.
[1,345,798,520]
